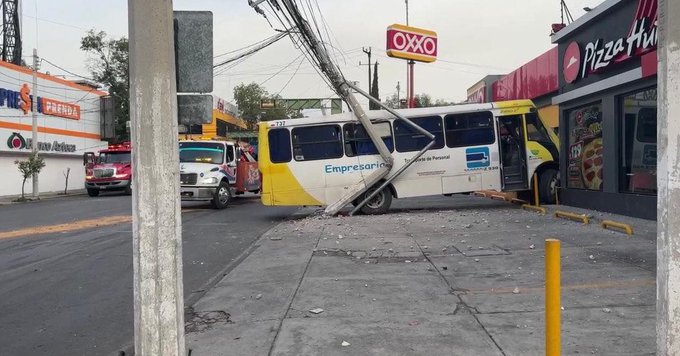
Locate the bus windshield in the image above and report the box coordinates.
[99,152,131,164]
[179,142,225,164]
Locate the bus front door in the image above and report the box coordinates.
[498,115,529,191]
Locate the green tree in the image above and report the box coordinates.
[369,62,380,110]
[233,82,292,128]
[14,152,46,201]
[81,29,129,141]
[383,93,401,109]
[414,93,432,108]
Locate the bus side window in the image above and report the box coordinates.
[268,129,292,163]
[394,116,445,152]
[291,125,343,161]
[344,122,394,157]
[444,111,495,148]
[524,112,551,143]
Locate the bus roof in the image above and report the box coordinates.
[260,99,536,127]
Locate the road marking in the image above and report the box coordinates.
[0,215,132,240]
[0,208,205,240]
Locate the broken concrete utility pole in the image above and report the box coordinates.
[657,0,680,354]
[128,0,185,355]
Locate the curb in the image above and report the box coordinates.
[0,191,88,206]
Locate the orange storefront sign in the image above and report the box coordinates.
[41,97,81,120]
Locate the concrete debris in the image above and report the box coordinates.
[372,247,377,251]
[347,251,352,256]
[442,247,447,252]
[512,287,520,294]
[602,308,612,313]
[270,235,282,241]
[388,248,394,253]
[474,258,480,262]
[365,261,371,264]
[463,224,472,228]
[338,235,343,239]
[589,255,595,260]
[309,308,324,314]
[405,260,412,263]
[255,294,262,300]
[407,320,420,326]
[341,341,351,347]
[529,244,535,249]
[364,284,368,287]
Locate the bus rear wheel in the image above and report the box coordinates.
[359,186,392,215]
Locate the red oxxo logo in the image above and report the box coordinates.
[386,24,437,63]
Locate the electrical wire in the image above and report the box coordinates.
[40,58,96,82]
[213,32,288,69]
[274,56,305,96]
[259,53,304,86]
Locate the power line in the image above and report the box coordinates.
[274,57,305,95]
[213,31,288,69]
[213,32,287,59]
[41,58,97,82]
[259,53,304,86]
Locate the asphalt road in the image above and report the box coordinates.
[0,192,297,356]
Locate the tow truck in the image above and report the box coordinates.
[179,139,261,209]
[83,142,133,197]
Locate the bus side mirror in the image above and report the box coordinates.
[83,152,95,166]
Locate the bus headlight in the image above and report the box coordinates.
[201,177,218,184]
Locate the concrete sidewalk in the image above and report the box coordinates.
[0,189,86,205]
[186,195,656,355]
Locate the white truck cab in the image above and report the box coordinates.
[179,140,239,209]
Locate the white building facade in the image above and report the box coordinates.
[0,60,108,196]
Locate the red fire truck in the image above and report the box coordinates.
[83,142,132,197]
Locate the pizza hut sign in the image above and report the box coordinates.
[581,17,657,78]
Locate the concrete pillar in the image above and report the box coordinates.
[657,0,680,354]
[128,0,185,355]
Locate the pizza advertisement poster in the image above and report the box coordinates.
[567,104,604,190]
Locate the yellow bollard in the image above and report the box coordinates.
[546,239,561,356]
[533,173,540,207]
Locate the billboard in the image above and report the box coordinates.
[386,24,437,63]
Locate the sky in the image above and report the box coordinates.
[18,0,603,109]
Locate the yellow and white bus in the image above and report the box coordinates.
[258,99,560,214]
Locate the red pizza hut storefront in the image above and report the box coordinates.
[552,0,657,219]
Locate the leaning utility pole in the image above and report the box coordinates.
[31,48,38,198]
[658,0,680,354]
[128,0,185,355]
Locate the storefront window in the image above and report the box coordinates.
[567,103,604,190]
[620,88,657,195]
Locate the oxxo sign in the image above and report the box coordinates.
[386,24,437,63]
